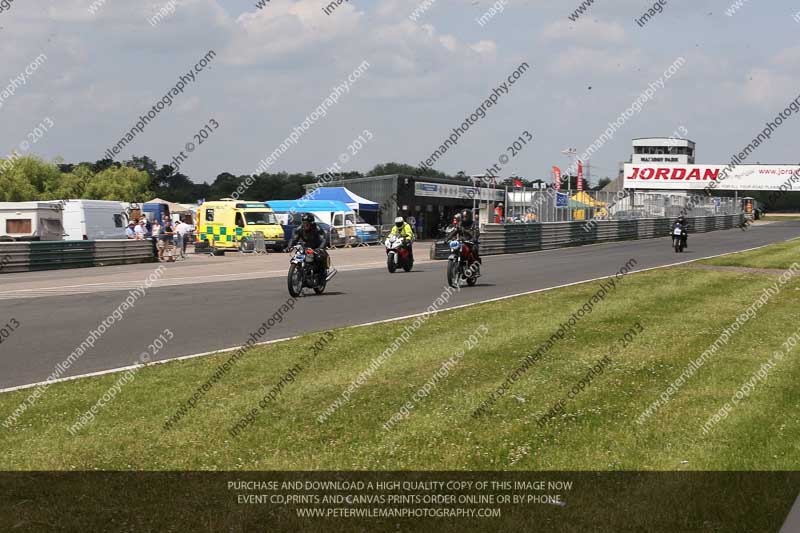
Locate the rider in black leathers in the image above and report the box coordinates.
[672,216,688,248]
[291,213,328,277]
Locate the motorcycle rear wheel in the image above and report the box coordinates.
[402,259,413,272]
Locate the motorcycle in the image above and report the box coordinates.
[384,234,413,273]
[447,240,480,288]
[672,227,687,253]
[287,244,336,297]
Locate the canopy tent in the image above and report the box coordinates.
[146,198,191,214]
[266,200,353,214]
[567,198,592,209]
[570,191,607,208]
[300,187,380,212]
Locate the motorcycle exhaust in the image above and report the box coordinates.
[326,268,338,282]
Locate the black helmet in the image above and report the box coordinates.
[301,213,314,224]
[460,209,473,228]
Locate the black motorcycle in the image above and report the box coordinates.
[672,227,687,253]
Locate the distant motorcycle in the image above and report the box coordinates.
[384,234,413,273]
[287,244,335,296]
[672,226,687,253]
[447,240,479,288]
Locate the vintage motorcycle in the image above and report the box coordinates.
[287,244,336,296]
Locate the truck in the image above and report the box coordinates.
[0,202,64,241]
[59,200,129,240]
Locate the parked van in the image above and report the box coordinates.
[0,202,64,241]
[196,199,284,253]
[352,213,381,245]
[269,209,344,249]
[266,200,358,246]
[142,202,171,224]
[59,200,129,240]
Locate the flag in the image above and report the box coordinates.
[552,166,562,191]
[577,160,584,191]
[513,178,523,188]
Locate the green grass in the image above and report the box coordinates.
[1,244,800,471]
[762,215,800,221]
[699,237,800,270]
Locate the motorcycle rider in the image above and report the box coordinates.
[389,216,415,261]
[672,216,688,248]
[447,208,481,268]
[291,213,328,278]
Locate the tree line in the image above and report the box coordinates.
[3,153,793,211]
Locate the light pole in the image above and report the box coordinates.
[561,148,577,221]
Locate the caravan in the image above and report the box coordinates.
[0,202,64,241]
[60,200,129,240]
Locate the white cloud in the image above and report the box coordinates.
[541,18,627,45]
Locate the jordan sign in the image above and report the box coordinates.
[624,164,800,191]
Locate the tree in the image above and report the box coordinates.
[594,177,612,190]
[84,166,151,201]
[366,162,450,179]
[0,155,61,201]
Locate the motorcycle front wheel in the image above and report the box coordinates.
[387,253,397,273]
[447,259,461,289]
[288,263,304,297]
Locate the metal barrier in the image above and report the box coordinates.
[0,239,156,274]
[430,214,744,259]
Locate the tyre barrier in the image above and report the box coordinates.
[0,239,157,274]
[430,214,744,260]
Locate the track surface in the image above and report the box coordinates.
[1,222,798,390]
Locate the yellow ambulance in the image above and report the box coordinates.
[196,199,284,253]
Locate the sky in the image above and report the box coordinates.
[2,0,800,186]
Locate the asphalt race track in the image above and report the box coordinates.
[1,221,798,390]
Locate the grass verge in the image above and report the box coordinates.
[699,237,800,270]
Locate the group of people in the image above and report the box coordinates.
[126,216,194,261]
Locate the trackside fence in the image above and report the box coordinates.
[0,240,156,274]
[430,214,744,259]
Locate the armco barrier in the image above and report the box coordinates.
[430,214,744,259]
[0,240,156,274]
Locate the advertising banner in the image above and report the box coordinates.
[624,164,800,191]
[414,182,505,202]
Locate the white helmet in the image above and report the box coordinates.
[394,217,404,224]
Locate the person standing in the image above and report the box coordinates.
[125,222,136,239]
[134,220,147,240]
[175,219,193,258]
[161,218,175,261]
[494,202,504,224]
[151,218,163,260]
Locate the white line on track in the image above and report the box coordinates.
[0,241,783,394]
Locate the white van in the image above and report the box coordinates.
[0,202,64,241]
[59,200,129,240]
